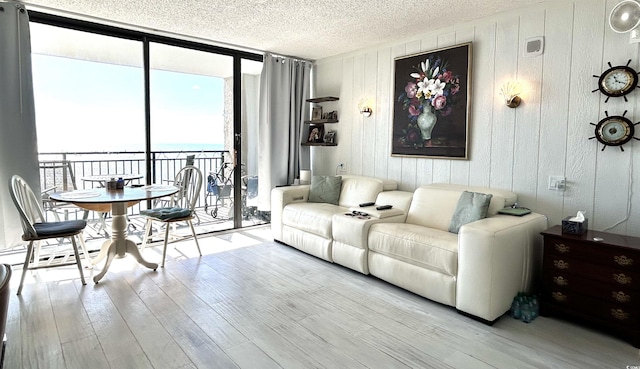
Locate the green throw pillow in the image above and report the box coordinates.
[308,175,342,205]
[448,191,493,234]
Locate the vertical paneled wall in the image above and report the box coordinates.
[312,0,640,236]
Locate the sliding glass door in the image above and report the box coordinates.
[28,11,264,236]
[149,43,237,230]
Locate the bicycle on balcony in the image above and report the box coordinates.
[204,162,245,218]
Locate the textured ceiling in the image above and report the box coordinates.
[19,0,546,60]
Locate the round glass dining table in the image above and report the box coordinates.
[49,185,178,283]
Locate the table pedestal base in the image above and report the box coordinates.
[92,202,158,283]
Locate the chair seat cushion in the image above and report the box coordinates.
[140,207,191,220]
[34,220,86,236]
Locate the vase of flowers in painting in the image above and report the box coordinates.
[417,103,437,140]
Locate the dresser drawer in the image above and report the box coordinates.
[541,226,640,348]
[543,289,639,327]
[543,271,639,305]
[544,236,640,271]
[543,256,640,289]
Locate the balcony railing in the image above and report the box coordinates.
[37,150,265,239]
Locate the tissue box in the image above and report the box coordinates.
[562,217,588,234]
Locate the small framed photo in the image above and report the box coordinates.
[324,130,336,144]
[307,124,324,143]
[312,106,323,121]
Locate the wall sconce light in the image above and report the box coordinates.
[500,81,522,108]
[358,98,373,117]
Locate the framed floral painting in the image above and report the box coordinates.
[392,43,472,159]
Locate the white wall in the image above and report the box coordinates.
[312,0,640,236]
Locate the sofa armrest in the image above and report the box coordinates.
[270,185,310,241]
[456,213,548,322]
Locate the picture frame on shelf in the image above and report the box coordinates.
[392,42,471,159]
[312,106,323,121]
[307,124,324,143]
[324,130,336,144]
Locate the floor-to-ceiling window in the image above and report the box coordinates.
[28,11,265,236]
[31,22,145,154]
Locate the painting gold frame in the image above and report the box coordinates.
[391,42,472,159]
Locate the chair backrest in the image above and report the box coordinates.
[171,166,203,211]
[9,175,46,239]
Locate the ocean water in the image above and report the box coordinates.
[152,143,225,152]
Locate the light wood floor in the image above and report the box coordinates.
[4,226,640,369]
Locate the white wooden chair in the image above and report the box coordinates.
[140,166,203,267]
[9,175,88,295]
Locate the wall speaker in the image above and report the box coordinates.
[524,36,544,57]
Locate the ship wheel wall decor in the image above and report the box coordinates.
[592,59,639,102]
[589,110,640,151]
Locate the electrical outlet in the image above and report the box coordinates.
[548,176,566,191]
[338,162,347,173]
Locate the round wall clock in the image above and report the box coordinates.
[592,59,639,102]
[589,110,640,151]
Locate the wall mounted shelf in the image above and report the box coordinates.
[304,96,339,146]
[304,118,338,124]
[307,96,339,103]
[302,142,337,147]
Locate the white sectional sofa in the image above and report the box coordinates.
[271,177,548,323]
[271,175,398,262]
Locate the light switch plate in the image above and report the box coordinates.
[548,176,565,191]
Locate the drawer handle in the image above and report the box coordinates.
[553,276,569,286]
[553,260,569,270]
[554,243,570,253]
[610,308,629,320]
[614,255,634,266]
[551,292,567,302]
[612,291,631,303]
[613,273,633,285]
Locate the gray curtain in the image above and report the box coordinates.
[257,54,311,211]
[0,2,40,250]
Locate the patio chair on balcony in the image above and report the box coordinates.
[40,160,87,219]
[9,175,88,295]
[40,160,109,237]
[140,165,203,267]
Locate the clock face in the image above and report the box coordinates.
[594,116,634,146]
[598,66,639,97]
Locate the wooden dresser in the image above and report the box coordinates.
[541,225,640,347]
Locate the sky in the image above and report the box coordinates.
[32,54,226,153]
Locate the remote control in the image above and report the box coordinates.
[376,205,392,210]
[359,202,375,207]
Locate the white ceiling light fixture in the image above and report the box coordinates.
[609,0,640,43]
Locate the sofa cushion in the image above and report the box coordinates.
[426,183,516,215]
[308,176,342,205]
[338,176,384,208]
[406,187,462,231]
[448,191,493,234]
[368,223,458,276]
[282,202,346,238]
[406,185,514,231]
